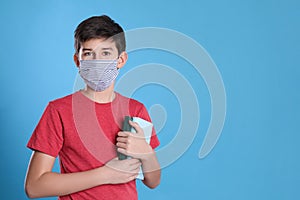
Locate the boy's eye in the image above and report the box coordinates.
[102,51,111,56]
[83,52,93,57]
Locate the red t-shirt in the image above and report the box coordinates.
[27,91,160,200]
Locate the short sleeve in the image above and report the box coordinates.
[27,102,63,157]
[136,105,160,149]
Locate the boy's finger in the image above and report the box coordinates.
[118,131,130,137]
[117,147,128,155]
[116,142,127,149]
[128,120,143,133]
[116,137,127,142]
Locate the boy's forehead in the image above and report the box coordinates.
[81,38,117,50]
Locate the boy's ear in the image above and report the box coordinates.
[73,54,80,67]
[117,51,128,69]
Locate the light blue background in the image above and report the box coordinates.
[1,0,299,199]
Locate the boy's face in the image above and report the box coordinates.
[78,38,119,60]
[74,37,128,69]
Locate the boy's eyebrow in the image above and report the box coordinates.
[82,48,93,51]
[82,47,113,51]
[100,47,113,51]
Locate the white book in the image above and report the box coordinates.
[130,117,153,180]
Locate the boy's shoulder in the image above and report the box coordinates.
[116,92,140,103]
[50,93,73,103]
[116,92,147,117]
[47,93,74,110]
[116,92,144,108]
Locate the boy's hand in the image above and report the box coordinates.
[116,120,154,161]
[103,157,141,184]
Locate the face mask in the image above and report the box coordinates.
[79,59,119,92]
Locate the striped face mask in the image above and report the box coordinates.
[79,59,119,92]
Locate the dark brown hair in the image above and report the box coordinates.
[74,15,126,55]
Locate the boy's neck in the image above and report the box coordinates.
[81,84,116,103]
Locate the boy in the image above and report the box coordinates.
[25,15,161,200]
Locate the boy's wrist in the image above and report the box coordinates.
[139,150,160,176]
[94,166,110,185]
[140,149,156,162]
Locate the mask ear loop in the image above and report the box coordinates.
[116,56,121,70]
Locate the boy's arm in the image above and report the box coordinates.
[116,120,161,189]
[25,151,141,198]
[140,151,161,188]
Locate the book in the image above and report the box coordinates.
[118,116,153,180]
